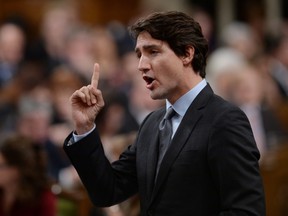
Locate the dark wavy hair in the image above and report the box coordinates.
[129,11,209,78]
[0,134,50,205]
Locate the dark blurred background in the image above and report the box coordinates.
[0,0,287,216]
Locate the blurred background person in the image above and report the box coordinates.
[230,64,287,159]
[205,47,248,100]
[0,22,26,89]
[264,30,288,101]
[0,60,46,134]
[219,21,262,61]
[16,85,71,182]
[0,134,56,216]
[190,7,216,52]
[27,0,80,76]
[91,26,123,90]
[254,26,288,134]
[62,25,96,84]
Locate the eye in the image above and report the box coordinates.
[150,49,159,55]
[136,52,141,59]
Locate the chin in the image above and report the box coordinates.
[150,90,166,101]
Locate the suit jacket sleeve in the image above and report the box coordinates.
[208,106,266,216]
[63,129,138,207]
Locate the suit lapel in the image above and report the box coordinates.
[143,109,165,201]
[146,122,161,199]
[149,84,213,204]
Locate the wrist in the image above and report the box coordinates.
[75,123,95,135]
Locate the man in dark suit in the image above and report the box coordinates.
[63,11,265,216]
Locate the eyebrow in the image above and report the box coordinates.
[135,44,161,53]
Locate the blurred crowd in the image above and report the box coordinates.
[0,1,287,216]
[0,2,162,216]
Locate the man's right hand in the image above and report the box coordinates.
[70,63,105,135]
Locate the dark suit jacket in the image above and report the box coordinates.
[64,85,266,216]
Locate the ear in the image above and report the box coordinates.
[182,46,195,66]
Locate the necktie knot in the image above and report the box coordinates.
[159,107,176,130]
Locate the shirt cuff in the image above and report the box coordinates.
[72,124,96,143]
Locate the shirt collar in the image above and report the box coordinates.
[166,79,207,117]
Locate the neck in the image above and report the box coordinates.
[169,72,204,104]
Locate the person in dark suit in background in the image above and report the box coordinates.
[63,11,265,216]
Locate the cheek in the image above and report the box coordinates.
[152,52,183,88]
[161,67,181,87]
[155,60,180,81]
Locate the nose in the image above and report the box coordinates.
[138,55,150,73]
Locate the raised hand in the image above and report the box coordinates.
[70,63,105,135]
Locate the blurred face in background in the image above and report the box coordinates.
[232,66,264,106]
[18,110,51,143]
[0,23,25,64]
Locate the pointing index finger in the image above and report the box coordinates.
[91,63,100,89]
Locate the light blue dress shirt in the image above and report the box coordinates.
[166,79,207,138]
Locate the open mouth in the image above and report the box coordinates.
[143,76,155,86]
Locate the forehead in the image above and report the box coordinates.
[135,32,165,51]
